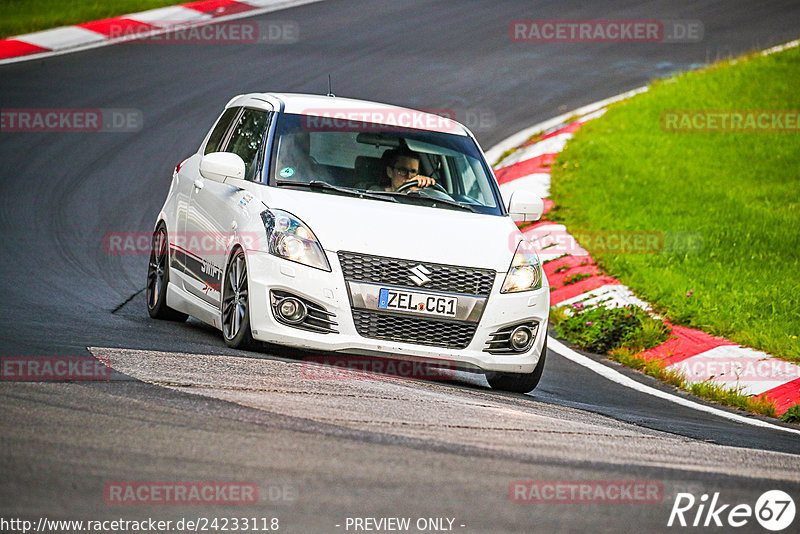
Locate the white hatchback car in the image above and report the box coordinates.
[147,93,549,392]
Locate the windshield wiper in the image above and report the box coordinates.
[367,189,478,212]
[276,180,398,203]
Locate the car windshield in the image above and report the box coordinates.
[268,112,504,215]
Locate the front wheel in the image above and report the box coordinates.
[221,248,257,350]
[146,224,188,322]
[486,338,547,393]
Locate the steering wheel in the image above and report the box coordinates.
[396,180,448,194]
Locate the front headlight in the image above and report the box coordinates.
[261,209,331,271]
[501,240,542,293]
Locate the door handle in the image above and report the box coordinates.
[193,179,204,190]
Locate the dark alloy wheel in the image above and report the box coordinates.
[221,248,256,350]
[146,224,188,322]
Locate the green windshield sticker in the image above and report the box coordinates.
[279,167,295,178]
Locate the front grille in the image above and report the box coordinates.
[338,251,495,296]
[352,310,477,349]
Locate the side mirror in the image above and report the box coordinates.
[507,190,544,222]
[199,152,245,182]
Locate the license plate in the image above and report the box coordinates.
[378,288,457,317]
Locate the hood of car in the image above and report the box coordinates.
[260,187,521,272]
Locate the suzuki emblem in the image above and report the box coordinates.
[409,264,431,286]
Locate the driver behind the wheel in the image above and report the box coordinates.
[382,148,436,192]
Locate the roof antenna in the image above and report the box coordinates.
[326,74,335,97]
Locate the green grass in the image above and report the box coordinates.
[608,347,688,388]
[551,45,800,363]
[0,0,183,38]
[552,303,670,356]
[782,404,800,423]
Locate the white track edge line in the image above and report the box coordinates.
[548,336,800,436]
[484,86,648,165]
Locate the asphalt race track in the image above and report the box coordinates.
[2,1,800,532]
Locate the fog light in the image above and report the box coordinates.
[278,298,306,324]
[509,325,533,351]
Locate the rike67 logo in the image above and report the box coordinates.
[668,490,795,531]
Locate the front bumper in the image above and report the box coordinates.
[245,249,549,374]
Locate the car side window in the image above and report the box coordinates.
[224,109,271,181]
[204,107,240,155]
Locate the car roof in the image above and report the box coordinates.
[225,92,469,136]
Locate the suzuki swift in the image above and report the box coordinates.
[147,93,549,392]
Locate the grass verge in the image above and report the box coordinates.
[782,405,800,423]
[1,0,183,39]
[550,45,800,363]
[551,303,670,356]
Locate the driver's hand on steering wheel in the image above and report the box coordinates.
[402,175,435,190]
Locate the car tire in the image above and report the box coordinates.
[146,224,188,322]
[486,338,547,393]
[221,248,257,350]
